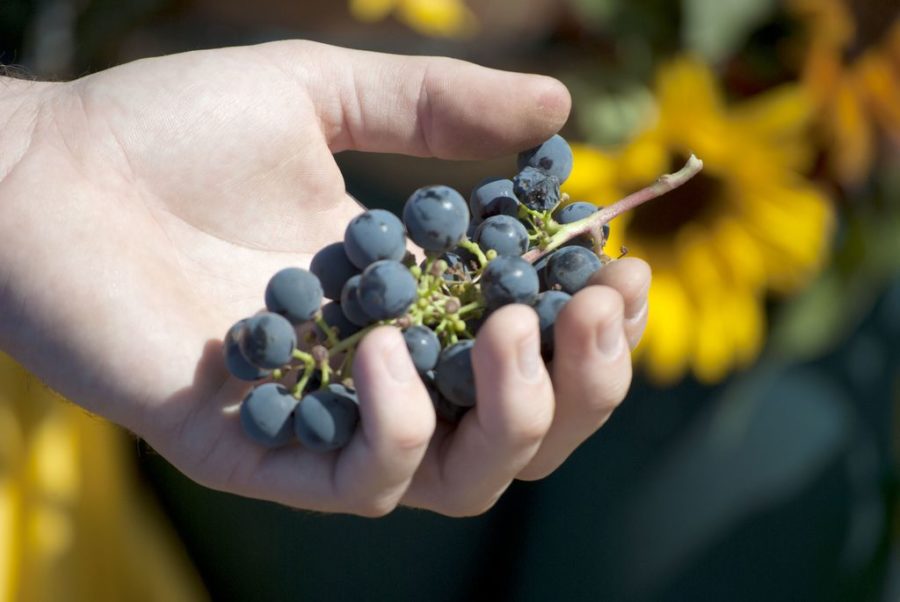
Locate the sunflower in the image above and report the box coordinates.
[789,0,900,185]
[564,58,834,384]
[348,0,477,38]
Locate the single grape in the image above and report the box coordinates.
[545,246,604,294]
[435,340,477,408]
[517,134,574,183]
[513,167,561,212]
[223,320,270,381]
[473,215,529,257]
[238,312,297,369]
[294,384,360,452]
[481,255,540,310]
[532,290,571,361]
[343,209,407,269]
[340,275,372,327]
[553,202,609,249]
[469,178,520,222]
[357,260,418,320]
[555,201,596,223]
[310,242,360,301]
[264,267,323,324]
[402,185,469,252]
[402,325,441,373]
[423,370,469,423]
[316,301,362,340]
[239,383,298,448]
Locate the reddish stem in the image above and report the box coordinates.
[522,154,704,263]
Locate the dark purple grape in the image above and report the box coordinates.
[294,384,360,452]
[423,370,469,423]
[402,325,441,373]
[513,167,561,212]
[238,312,297,369]
[264,267,323,324]
[316,301,362,340]
[339,275,372,327]
[533,291,571,361]
[469,178,520,222]
[435,340,477,408]
[481,255,540,310]
[473,215,529,257]
[553,202,609,249]
[240,383,298,448]
[343,209,407,269]
[310,242,360,301]
[357,260,418,320]
[545,246,604,294]
[402,185,469,252]
[223,320,270,381]
[517,134,574,183]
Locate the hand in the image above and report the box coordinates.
[0,41,649,516]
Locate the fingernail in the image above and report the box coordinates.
[385,334,416,383]
[596,314,625,357]
[517,331,542,380]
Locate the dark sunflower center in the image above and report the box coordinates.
[625,154,724,238]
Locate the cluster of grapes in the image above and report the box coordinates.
[223,135,700,453]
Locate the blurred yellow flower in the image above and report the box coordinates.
[349,0,477,37]
[790,0,900,185]
[565,58,834,384]
[0,354,205,601]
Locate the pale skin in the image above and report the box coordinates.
[0,41,650,517]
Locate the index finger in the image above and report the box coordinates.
[267,41,571,159]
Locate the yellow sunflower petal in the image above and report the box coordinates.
[741,183,833,293]
[655,57,723,123]
[729,288,765,367]
[398,0,477,38]
[617,136,669,188]
[641,268,693,384]
[349,0,396,22]
[712,216,767,292]
[564,144,620,204]
[730,84,816,172]
[692,297,734,384]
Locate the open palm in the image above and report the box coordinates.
[0,41,649,516]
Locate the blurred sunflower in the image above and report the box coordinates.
[0,354,205,600]
[348,0,477,37]
[789,0,900,185]
[565,58,834,384]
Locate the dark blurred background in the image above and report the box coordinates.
[2,0,899,600]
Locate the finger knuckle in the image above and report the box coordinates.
[389,414,436,452]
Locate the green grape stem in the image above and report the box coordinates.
[314,315,340,347]
[521,154,704,263]
[458,238,489,268]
